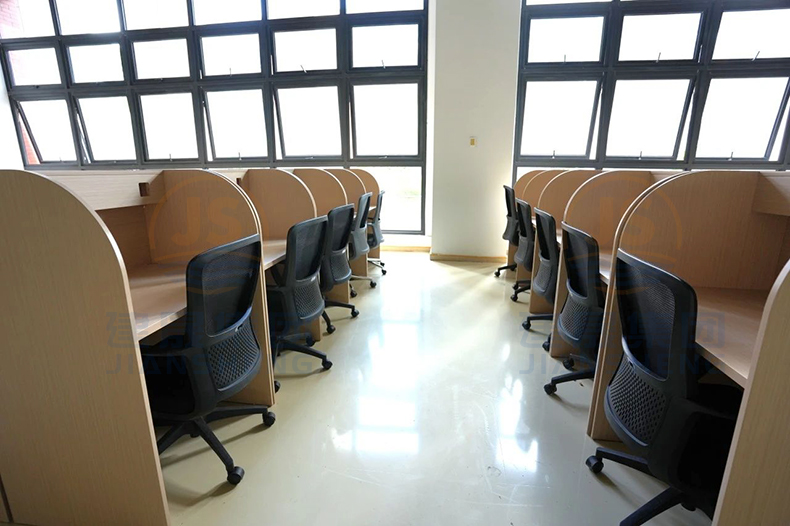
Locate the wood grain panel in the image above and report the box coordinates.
[514,169,544,199]
[752,172,790,216]
[522,169,564,208]
[327,169,367,207]
[0,170,170,525]
[240,169,317,240]
[46,171,165,211]
[98,206,153,270]
[537,169,600,222]
[351,169,380,198]
[293,169,348,216]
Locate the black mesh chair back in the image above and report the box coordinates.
[367,191,385,249]
[513,199,534,271]
[321,204,355,293]
[556,224,605,361]
[605,250,740,512]
[532,208,559,304]
[268,217,329,334]
[349,192,373,261]
[145,235,264,420]
[502,186,519,245]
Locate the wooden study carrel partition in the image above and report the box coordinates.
[0,168,277,525]
[578,170,790,525]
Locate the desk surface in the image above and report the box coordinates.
[129,240,288,340]
[599,251,613,286]
[695,287,767,387]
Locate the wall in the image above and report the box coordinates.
[0,65,22,168]
[429,0,522,258]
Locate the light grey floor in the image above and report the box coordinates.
[164,252,709,526]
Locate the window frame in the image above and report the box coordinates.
[513,0,790,177]
[0,0,430,234]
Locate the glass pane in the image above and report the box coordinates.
[528,17,603,63]
[69,44,124,83]
[7,48,61,86]
[365,167,422,232]
[353,25,419,68]
[696,77,788,159]
[714,10,790,60]
[619,14,700,62]
[0,0,54,39]
[202,34,261,76]
[133,39,190,79]
[274,29,336,73]
[207,90,267,159]
[192,0,261,25]
[20,100,76,162]
[79,97,136,161]
[277,86,341,157]
[354,83,418,156]
[123,0,188,30]
[55,0,120,35]
[521,81,597,157]
[527,0,608,4]
[267,0,339,20]
[347,0,423,13]
[140,93,198,159]
[607,79,689,158]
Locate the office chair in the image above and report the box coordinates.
[522,208,559,351]
[141,235,275,486]
[321,204,360,334]
[367,191,387,276]
[510,198,534,302]
[494,185,519,278]
[267,217,333,371]
[349,192,377,289]
[544,224,605,395]
[586,250,742,525]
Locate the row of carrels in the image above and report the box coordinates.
[0,167,382,525]
[506,168,790,525]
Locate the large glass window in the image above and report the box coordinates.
[267,0,339,20]
[123,0,188,30]
[201,35,261,77]
[133,39,190,80]
[619,14,701,62]
[69,44,124,83]
[277,86,341,157]
[353,83,419,156]
[54,0,120,35]
[527,17,604,63]
[78,97,136,161]
[193,0,262,25]
[19,99,76,162]
[714,10,790,61]
[274,29,337,73]
[7,48,61,86]
[353,25,419,68]
[0,0,54,39]
[206,90,268,159]
[364,167,423,232]
[140,93,199,160]
[347,0,423,14]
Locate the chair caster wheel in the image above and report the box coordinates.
[351,289,358,298]
[542,339,551,352]
[263,411,276,427]
[543,383,557,395]
[563,358,575,371]
[494,271,501,278]
[586,456,603,474]
[512,283,519,290]
[322,359,333,370]
[681,502,697,512]
[511,294,518,302]
[351,309,360,318]
[274,380,281,393]
[326,324,336,334]
[370,281,377,288]
[227,466,245,485]
[306,337,316,346]
[522,320,531,331]
[382,270,387,276]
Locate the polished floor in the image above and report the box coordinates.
[165,252,709,526]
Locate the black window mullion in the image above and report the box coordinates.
[672,78,696,160]
[764,78,790,160]
[14,101,43,163]
[72,97,94,163]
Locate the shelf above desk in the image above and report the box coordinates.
[696,287,767,388]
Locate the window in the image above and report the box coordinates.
[123,0,188,30]
[274,29,337,73]
[696,77,789,159]
[277,86,341,157]
[78,97,136,161]
[267,0,339,20]
[607,79,690,158]
[619,14,700,62]
[527,0,608,4]
[201,34,261,77]
[347,0,423,14]
[133,39,190,80]
[364,167,422,232]
[353,25,419,68]
[19,99,76,162]
[0,0,54,39]
[353,83,419,156]
[521,81,598,157]
[54,0,120,35]
[714,10,790,61]
[140,93,198,160]
[7,48,61,86]
[69,44,124,83]
[527,17,604,63]
[192,0,262,25]
[206,90,267,159]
